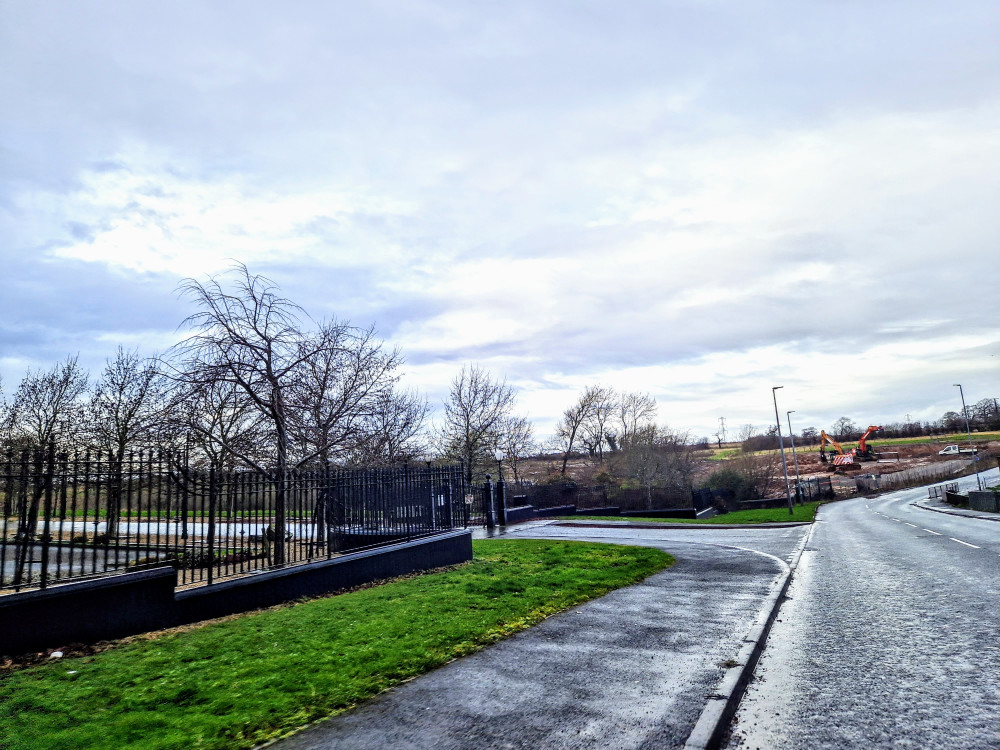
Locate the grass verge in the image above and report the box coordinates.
[576,500,822,525]
[0,539,672,750]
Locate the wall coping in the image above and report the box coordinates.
[175,529,471,603]
[0,566,176,607]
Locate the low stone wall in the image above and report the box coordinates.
[738,498,792,511]
[621,508,697,519]
[0,530,473,656]
[968,490,1000,513]
[532,504,577,517]
[944,490,969,507]
[504,505,537,524]
[0,567,177,656]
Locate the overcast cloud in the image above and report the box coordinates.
[1,0,998,440]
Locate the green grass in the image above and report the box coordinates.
[0,539,672,750]
[576,500,822,525]
[706,448,741,461]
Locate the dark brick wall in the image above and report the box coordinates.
[0,530,473,657]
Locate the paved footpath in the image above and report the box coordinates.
[269,521,809,750]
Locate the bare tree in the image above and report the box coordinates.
[730,424,781,499]
[580,385,616,463]
[939,411,965,432]
[5,356,88,539]
[608,391,657,452]
[497,414,536,484]
[87,348,170,535]
[7,355,89,450]
[288,320,402,465]
[438,364,516,485]
[555,385,603,475]
[616,424,695,507]
[167,264,402,563]
[170,266,312,476]
[830,416,858,441]
[88,348,168,455]
[168,379,267,470]
[0,374,8,450]
[971,397,1000,430]
[348,387,430,466]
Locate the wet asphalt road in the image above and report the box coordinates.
[728,469,1000,750]
[271,522,808,750]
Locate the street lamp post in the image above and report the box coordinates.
[787,410,801,502]
[954,384,982,491]
[772,386,793,515]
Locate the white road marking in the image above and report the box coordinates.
[950,537,981,549]
[904,522,918,527]
[923,529,942,535]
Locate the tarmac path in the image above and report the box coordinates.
[270,522,809,750]
[727,469,1000,750]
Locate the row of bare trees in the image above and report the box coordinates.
[1,265,547,553]
[554,386,659,473]
[0,266,436,559]
[0,273,428,473]
[548,385,697,500]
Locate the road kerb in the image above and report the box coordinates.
[910,499,1000,523]
[557,520,812,530]
[683,518,818,750]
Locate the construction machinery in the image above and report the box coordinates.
[854,425,882,460]
[820,425,882,467]
[819,431,853,466]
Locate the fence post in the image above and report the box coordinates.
[443,479,453,528]
[398,463,407,540]
[38,442,56,590]
[495,475,507,527]
[483,476,495,530]
[207,464,217,585]
[460,471,470,528]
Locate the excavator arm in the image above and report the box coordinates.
[857,425,882,454]
[818,430,845,463]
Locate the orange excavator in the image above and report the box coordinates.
[820,425,882,466]
[855,425,882,461]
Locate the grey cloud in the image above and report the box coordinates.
[2,1,999,436]
[0,258,182,369]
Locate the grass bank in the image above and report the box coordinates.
[0,539,672,750]
[576,500,822,525]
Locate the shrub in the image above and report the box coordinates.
[704,468,758,503]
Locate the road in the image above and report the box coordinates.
[728,470,1000,750]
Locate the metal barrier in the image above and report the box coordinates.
[1,446,467,593]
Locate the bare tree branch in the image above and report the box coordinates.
[438,364,517,485]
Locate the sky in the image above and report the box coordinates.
[1,0,998,443]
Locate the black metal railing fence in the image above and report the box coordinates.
[509,481,694,512]
[0,446,467,594]
[796,476,834,502]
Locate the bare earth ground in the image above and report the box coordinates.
[516,440,999,490]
